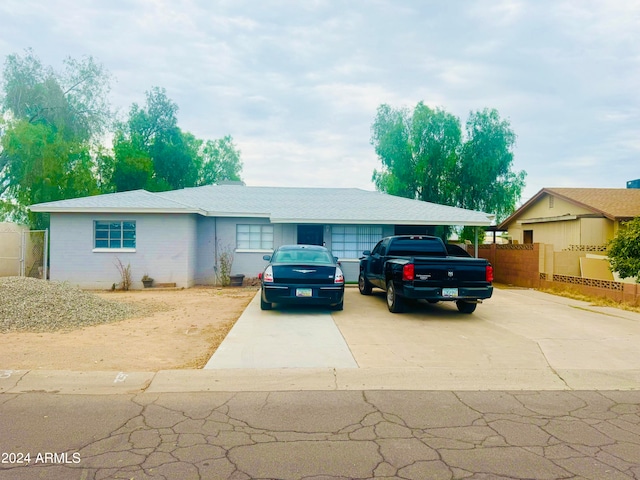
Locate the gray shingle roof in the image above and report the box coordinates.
[29,189,202,213]
[30,185,493,226]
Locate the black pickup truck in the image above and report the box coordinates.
[358,235,493,313]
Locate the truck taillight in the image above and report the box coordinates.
[402,263,415,281]
[486,265,494,283]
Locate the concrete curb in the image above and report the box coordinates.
[3,367,640,394]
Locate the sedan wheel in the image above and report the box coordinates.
[386,281,404,313]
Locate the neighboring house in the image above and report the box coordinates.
[499,187,640,252]
[29,184,493,289]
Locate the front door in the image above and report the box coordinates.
[523,230,533,244]
[297,225,324,246]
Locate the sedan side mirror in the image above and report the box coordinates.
[362,250,371,256]
[263,255,271,261]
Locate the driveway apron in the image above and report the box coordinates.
[205,291,357,369]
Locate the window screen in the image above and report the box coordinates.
[94,221,136,249]
[236,224,274,249]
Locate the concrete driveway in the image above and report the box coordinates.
[206,286,640,390]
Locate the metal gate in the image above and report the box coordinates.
[0,229,48,279]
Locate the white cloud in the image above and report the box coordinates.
[0,0,639,201]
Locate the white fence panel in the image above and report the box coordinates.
[0,229,48,279]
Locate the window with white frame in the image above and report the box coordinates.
[94,221,136,249]
[331,225,383,258]
[236,224,274,250]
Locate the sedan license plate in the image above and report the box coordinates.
[296,288,313,297]
[442,288,459,298]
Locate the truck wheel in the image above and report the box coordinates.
[358,273,372,295]
[456,300,477,314]
[260,297,272,310]
[386,281,404,313]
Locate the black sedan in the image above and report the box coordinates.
[260,244,345,311]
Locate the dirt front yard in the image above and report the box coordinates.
[0,286,258,371]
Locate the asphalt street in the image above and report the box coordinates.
[1,390,640,479]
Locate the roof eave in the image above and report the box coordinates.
[203,212,271,218]
[29,207,203,214]
[269,217,493,226]
[498,188,548,230]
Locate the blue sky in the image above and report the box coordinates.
[1,0,638,203]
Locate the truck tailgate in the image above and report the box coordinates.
[411,256,491,288]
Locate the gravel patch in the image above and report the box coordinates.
[0,277,144,332]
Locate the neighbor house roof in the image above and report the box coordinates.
[30,184,494,226]
[499,187,640,229]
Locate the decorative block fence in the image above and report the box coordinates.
[474,243,541,288]
[470,243,640,307]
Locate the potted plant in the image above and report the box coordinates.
[141,274,154,288]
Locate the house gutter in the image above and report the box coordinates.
[270,217,494,226]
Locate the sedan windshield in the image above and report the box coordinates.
[272,249,334,265]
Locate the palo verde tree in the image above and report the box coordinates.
[371,102,526,236]
[608,217,640,281]
[0,49,112,227]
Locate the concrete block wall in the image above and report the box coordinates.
[475,244,542,288]
[50,213,197,289]
[474,242,640,307]
[553,250,585,277]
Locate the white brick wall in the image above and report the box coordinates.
[50,213,197,289]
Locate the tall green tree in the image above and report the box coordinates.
[372,102,461,205]
[0,49,112,226]
[196,135,243,186]
[371,102,526,225]
[111,87,242,192]
[111,133,153,192]
[1,50,244,223]
[458,108,525,222]
[1,121,98,228]
[111,87,185,192]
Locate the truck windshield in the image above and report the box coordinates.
[387,239,446,257]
